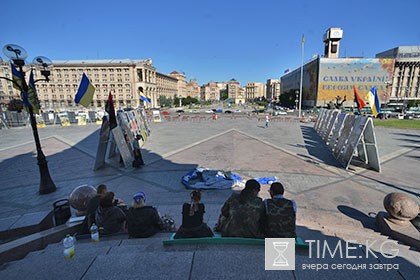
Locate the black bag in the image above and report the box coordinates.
[132,148,144,168]
[132,158,142,168]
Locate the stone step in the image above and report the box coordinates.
[1,233,416,280]
[24,239,121,260]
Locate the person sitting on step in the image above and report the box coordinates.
[215,179,265,238]
[79,184,109,234]
[126,192,161,238]
[174,190,213,239]
[95,192,126,235]
[264,182,296,238]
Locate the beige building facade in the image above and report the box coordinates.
[376,46,420,102]
[227,79,244,104]
[200,81,220,101]
[168,71,187,98]
[29,59,158,110]
[186,79,200,99]
[0,61,19,107]
[156,72,178,104]
[245,82,266,101]
[266,79,281,101]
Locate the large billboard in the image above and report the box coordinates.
[281,58,319,107]
[317,58,395,105]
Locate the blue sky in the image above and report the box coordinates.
[1,0,419,86]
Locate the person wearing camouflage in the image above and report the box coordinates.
[217,179,265,238]
[264,182,296,238]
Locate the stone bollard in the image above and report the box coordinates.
[383,192,419,226]
[69,184,97,216]
[376,192,420,250]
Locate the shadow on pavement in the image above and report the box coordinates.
[299,126,341,167]
[0,127,200,220]
[337,205,377,231]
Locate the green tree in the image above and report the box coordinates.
[7,98,24,112]
[173,94,180,107]
[158,95,173,107]
[407,100,420,108]
[256,100,268,107]
[280,91,296,108]
[182,96,199,106]
[220,89,228,101]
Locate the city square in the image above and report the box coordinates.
[1,0,419,278]
[0,114,419,278]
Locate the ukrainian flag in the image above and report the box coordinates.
[74,73,95,108]
[11,64,25,91]
[27,70,40,114]
[366,86,381,117]
[139,88,151,103]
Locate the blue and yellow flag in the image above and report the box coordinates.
[366,86,381,117]
[27,70,40,114]
[11,64,25,91]
[22,91,31,112]
[75,73,95,108]
[139,88,151,103]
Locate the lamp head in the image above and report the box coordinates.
[3,44,27,67]
[32,56,53,81]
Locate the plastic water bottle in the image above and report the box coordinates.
[63,234,75,259]
[90,223,99,242]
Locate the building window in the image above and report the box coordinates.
[331,43,338,53]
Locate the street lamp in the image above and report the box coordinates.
[384,81,391,109]
[1,44,56,195]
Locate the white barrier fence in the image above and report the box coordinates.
[314,108,380,172]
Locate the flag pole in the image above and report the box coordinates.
[299,34,304,118]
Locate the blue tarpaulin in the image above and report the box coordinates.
[253,177,278,185]
[182,168,242,190]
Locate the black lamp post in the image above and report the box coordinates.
[1,44,56,195]
[385,81,392,109]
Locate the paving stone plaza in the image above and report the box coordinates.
[0,115,419,279]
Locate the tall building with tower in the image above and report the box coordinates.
[279,27,416,108]
[323,28,343,58]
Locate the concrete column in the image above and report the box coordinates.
[409,65,418,98]
[397,66,404,98]
[402,66,410,98]
[154,90,157,108]
[391,67,399,98]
